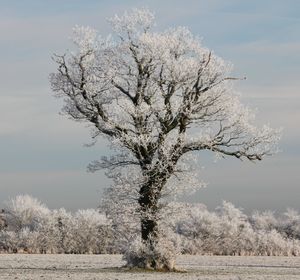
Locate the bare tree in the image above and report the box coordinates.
[50,8,280,270]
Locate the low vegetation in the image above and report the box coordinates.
[1,195,299,256]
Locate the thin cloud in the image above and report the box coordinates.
[231,40,300,55]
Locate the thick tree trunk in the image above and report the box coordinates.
[138,184,158,244]
[141,218,157,242]
[128,181,176,271]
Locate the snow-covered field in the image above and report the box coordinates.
[0,254,300,280]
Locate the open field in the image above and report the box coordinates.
[0,254,300,279]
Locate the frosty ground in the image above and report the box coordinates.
[0,254,300,280]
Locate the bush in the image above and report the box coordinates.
[1,195,300,256]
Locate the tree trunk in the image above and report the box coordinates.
[141,218,157,242]
[127,181,176,271]
[138,184,158,244]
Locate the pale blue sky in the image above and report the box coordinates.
[0,0,299,212]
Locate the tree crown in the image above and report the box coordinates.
[50,8,280,193]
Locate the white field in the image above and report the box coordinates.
[0,254,300,280]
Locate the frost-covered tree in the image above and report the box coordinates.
[73,209,112,254]
[50,8,280,270]
[4,195,50,233]
[251,210,278,232]
[280,209,300,240]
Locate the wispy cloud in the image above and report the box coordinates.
[230,40,300,55]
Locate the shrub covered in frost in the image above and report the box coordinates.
[1,195,300,256]
[0,195,114,254]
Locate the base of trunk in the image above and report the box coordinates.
[126,254,176,271]
[123,237,178,272]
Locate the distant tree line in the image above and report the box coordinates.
[0,195,299,256]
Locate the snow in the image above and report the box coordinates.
[0,254,300,280]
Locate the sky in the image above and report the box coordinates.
[0,0,299,213]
